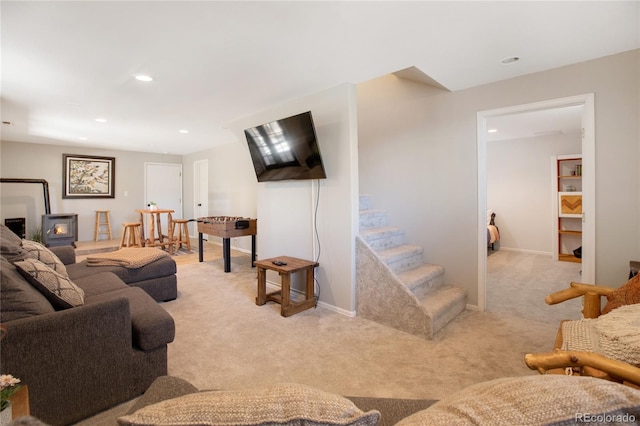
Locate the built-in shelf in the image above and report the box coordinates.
[556,155,582,263]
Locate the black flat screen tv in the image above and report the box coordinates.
[244,111,327,182]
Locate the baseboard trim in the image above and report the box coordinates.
[498,247,552,256]
[265,280,356,317]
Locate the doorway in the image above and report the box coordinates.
[476,94,595,312]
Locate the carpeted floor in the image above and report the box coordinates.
[486,249,583,324]
[76,246,560,425]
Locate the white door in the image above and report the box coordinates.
[193,159,209,236]
[144,162,183,235]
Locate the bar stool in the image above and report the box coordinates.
[171,219,191,252]
[94,210,112,241]
[120,222,142,249]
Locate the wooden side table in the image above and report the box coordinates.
[255,256,319,317]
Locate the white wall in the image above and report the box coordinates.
[182,141,258,253]
[0,141,182,241]
[358,49,640,306]
[487,133,581,254]
[184,84,359,314]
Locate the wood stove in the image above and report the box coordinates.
[42,214,78,247]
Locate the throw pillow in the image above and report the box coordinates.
[0,256,55,321]
[118,383,381,426]
[602,273,640,315]
[395,375,640,425]
[14,257,84,309]
[21,239,68,277]
[0,224,30,263]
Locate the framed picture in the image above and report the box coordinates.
[63,154,115,198]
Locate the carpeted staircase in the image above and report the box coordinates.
[356,195,467,339]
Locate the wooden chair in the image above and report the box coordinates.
[525,276,640,388]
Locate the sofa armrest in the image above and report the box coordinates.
[0,297,135,425]
[49,245,76,265]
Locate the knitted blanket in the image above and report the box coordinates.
[86,247,170,269]
[562,303,640,367]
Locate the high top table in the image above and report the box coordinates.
[135,208,175,254]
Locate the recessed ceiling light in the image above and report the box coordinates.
[79,137,88,141]
[501,56,520,65]
[488,129,498,133]
[95,118,107,123]
[135,74,153,82]
[179,129,189,134]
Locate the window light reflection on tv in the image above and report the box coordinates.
[244,111,327,182]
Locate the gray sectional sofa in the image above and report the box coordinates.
[0,224,176,425]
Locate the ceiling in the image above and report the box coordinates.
[1,1,638,155]
[486,105,584,142]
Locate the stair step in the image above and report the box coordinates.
[397,263,445,297]
[360,226,405,250]
[359,194,372,211]
[419,285,467,335]
[378,244,424,273]
[359,209,388,229]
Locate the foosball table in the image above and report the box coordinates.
[197,216,257,273]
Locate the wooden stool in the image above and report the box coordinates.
[171,219,191,251]
[94,210,112,241]
[120,222,142,248]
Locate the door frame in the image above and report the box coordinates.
[193,159,208,237]
[476,93,595,311]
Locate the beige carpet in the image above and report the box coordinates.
[486,250,583,324]
[76,248,559,424]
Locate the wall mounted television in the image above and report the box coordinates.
[244,111,327,182]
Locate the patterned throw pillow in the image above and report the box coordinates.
[21,239,68,277]
[118,383,381,426]
[14,257,84,309]
[602,273,640,315]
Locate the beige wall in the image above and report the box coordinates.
[184,84,359,314]
[488,133,581,254]
[358,49,640,306]
[0,141,181,241]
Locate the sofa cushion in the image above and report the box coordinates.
[118,383,381,426]
[0,257,55,321]
[561,304,640,367]
[14,257,85,309]
[602,273,640,315]
[0,224,30,263]
[395,375,640,425]
[21,239,68,276]
[86,286,175,351]
[66,256,176,284]
[73,271,129,298]
[127,376,200,415]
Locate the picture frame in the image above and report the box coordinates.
[63,154,115,198]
